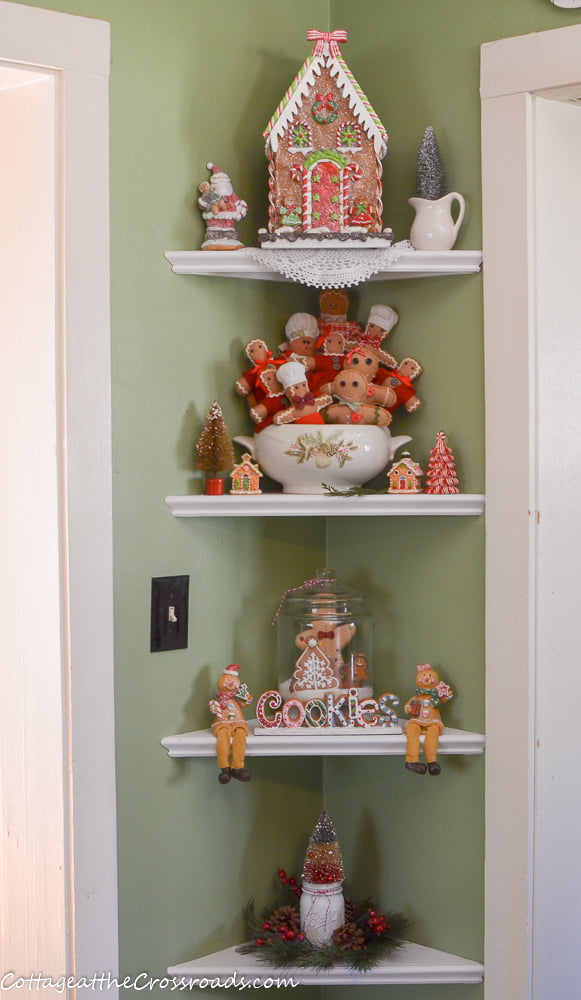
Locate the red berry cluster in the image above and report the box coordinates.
[277,868,301,897]
[365,910,391,936]
[255,919,306,947]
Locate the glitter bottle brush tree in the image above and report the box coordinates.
[195,400,235,495]
[302,810,345,884]
[300,811,345,946]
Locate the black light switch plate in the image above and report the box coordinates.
[150,575,189,652]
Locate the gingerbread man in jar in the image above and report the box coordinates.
[291,617,356,693]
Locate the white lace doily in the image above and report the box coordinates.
[247,242,414,288]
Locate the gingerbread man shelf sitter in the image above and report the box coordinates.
[404,664,454,776]
[208,664,253,784]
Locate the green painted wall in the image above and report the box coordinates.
[13,0,581,997]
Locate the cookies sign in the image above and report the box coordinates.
[255,688,400,730]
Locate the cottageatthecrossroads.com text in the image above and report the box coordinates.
[0,974,299,992]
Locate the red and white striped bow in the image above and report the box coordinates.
[306,29,348,58]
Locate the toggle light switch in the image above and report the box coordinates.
[150,575,189,652]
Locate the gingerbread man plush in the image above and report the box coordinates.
[273,361,332,425]
[235,338,281,402]
[208,664,253,784]
[326,370,394,426]
[360,303,399,351]
[278,312,319,364]
[248,366,288,429]
[404,664,454,776]
[317,288,362,347]
[374,357,423,414]
[308,330,349,394]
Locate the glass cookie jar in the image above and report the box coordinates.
[276,569,373,704]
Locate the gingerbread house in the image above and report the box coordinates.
[259,29,392,247]
[229,453,263,495]
[387,453,424,494]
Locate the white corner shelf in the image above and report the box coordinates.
[165,492,485,518]
[164,248,482,282]
[168,941,484,986]
[161,721,484,758]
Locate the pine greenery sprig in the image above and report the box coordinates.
[322,483,390,497]
[238,876,410,972]
[415,126,448,201]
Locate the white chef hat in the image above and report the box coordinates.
[367,304,399,333]
[277,361,308,390]
[284,312,318,342]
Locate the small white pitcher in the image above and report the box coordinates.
[408,192,466,250]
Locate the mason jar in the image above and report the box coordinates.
[275,569,373,705]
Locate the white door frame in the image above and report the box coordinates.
[0,1,117,984]
[481,23,581,1000]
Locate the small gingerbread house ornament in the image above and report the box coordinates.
[387,452,424,494]
[259,29,392,248]
[229,453,263,495]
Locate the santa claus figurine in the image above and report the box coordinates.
[198,163,247,250]
[208,664,253,784]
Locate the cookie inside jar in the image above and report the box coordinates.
[276,568,373,705]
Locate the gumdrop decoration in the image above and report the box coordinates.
[302,810,345,885]
[425,431,460,494]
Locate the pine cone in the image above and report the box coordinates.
[270,904,301,937]
[331,921,366,952]
[344,897,356,924]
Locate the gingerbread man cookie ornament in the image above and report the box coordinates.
[208,664,253,784]
[404,664,454,776]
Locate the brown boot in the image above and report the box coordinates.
[230,767,251,782]
[405,761,427,775]
[427,761,441,776]
[218,767,231,784]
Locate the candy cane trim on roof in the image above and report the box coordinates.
[263,34,388,160]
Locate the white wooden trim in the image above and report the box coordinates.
[165,248,483,282]
[481,23,581,1000]
[481,87,536,1000]
[161,723,485,758]
[165,493,485,518]
[0,3,116,987]
[0,0,109,74]
[481,22,581,99]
